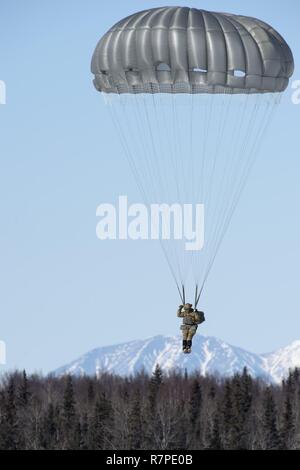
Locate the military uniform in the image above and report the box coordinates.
[177,303,205,353]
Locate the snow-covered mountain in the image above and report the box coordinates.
[261,340,300,384]
[54,335,300,383]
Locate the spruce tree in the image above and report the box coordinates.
[1,378,19,450]
[240,367,253,414]
[63,375,76,422]
[208,410,222,450]
[189,379,202,428]
[74,420,83,450]
[148,364,163,412]
[230,371,252,449]
[151,364,163,387]
[173,398,188,450]
[40,402,57,449]
[62,375,77,449]
[18,370,30,407]
[188,380,202,447]
[221,380,235,449]
[87,379,95,405]
[280,393,295,449]
[0,391,6,449]
[80,412,89,449]
[262,387,280,450]
[88,393,112,450]
[208,385,216,400]
[128,390,142,449]
[292,367,300,386]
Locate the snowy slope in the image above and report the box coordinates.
[262,340,300,383]
[54,335,277,382]
[54,335,300,383]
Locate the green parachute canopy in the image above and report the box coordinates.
[92,7,294,95]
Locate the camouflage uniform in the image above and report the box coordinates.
[177,303,205,353]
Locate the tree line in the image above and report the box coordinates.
[0,366,299,450]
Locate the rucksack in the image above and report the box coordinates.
[195,310,205,325]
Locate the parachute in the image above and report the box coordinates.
[91,7,294,305]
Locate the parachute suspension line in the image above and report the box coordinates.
[131,95,161,202]
[194,284,199,308]
[150,91,186,287]
[152,94,185,296]
[151,94,176,220]
[198,96,263,292]
[160,95,186,284]
[182,284,186,305]
[174,96,188,204]
[193,94,215,283]
[177,284,185,304]
[107,93,186,298]
[198,96,279,294]
[200,93,214,204]
[188,96,201,282]
[174,94,191,284]
[169,96,181,204]
[153,93,181,203]
[224,98,279,232]
[111,93,181,295]
[189,93,195,202]
[137,94,164,202]
[165,94,187,284]
[191,92,230,285]
[204,92,233,209]
[196,284,203,309]
[198,93,258,288]
[207,93,251,231]
[110,94,185,295]
[195,92,233,278]
[149,99,185,290]
[172,95,183,201]
[195,92,256,287]
[142,93,167,201]
[189,93,199,286]
[151,91,174,203]
[107,97,149,205]
[208,96,268,261]
[138,90,186,289]
[106,90,280,302]
[202,94,249,256]
[160,238,186,301]
[172,94,190,215]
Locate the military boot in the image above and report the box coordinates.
[182,340,187,353]
[186,340,192,354]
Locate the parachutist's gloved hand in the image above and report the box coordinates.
[179,305,183,309]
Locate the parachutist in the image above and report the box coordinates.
[177,303,205,354]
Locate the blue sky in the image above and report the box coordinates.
[0,0,299,374]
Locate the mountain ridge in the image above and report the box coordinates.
[54,334,300,383]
